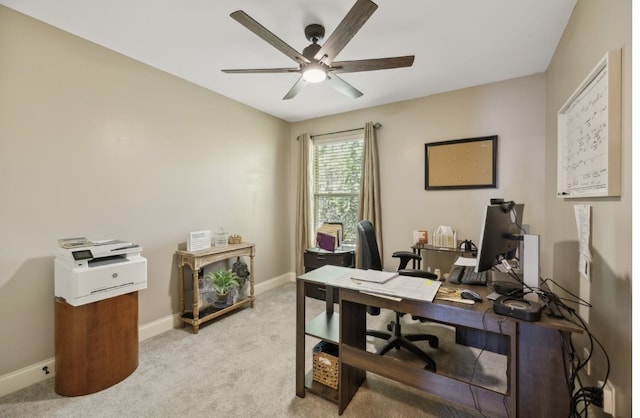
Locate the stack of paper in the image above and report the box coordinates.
[333,273,441,303]
[454,257,477,266]
[349,269,398,283]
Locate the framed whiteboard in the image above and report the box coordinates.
[557,49,621,198]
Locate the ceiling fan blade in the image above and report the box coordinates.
[283,77,309,100]
[330,56,415,73]
[222,67,299,74]
[314,0,378,65]
[230,10,310,65]
[325,74,363,99]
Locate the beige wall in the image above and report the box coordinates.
[291,73,547,272]
[545,1,632,416]
[0,7,291,375]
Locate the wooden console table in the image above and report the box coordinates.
[176,242,255,334]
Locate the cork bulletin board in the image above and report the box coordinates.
[425,135,497,190]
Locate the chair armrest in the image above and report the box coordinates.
[391,251,421,261]
[392,251,422,270]
[398,269,438,280]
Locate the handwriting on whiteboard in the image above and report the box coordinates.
[561,66,608,193]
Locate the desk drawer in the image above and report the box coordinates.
[304,251,354,270]
[305,282,340,302]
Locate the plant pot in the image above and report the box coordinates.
[213,291,231,308]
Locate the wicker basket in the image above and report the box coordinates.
[228,234,242,244]
[312,341,339,389]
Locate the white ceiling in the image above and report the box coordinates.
[0,0,576,122]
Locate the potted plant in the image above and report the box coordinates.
[206,269,240,308]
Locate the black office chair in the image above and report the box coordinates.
[357,220,439,371]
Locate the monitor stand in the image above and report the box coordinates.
[488,233,540,299]
[522,234,540,302]
[489,233,539,299]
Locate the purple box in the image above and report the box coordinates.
[316,232,336,252]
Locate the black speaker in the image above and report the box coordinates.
[493,296,542,322]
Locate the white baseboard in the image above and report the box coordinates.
[138,312,183,341]
[255,271,295,294]
[0,358,56,398]
[0,272,296,399]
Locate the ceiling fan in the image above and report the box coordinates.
[221,0,415,100]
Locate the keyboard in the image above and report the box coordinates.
[448,265,488,285]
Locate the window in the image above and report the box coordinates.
[313,134,364,245]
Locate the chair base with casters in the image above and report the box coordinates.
[368,310,439,371]
[357,219,440,372]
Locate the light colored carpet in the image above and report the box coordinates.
[0,282,506,417]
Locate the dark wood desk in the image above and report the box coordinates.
[296,265,582,417]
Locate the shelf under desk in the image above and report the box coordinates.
[305,312,339,343]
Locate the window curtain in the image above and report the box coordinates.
[295,133,313,275]
[357,122,382,267]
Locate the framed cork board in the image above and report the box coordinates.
[425,135,497,190]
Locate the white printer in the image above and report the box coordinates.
[55,238,147,306]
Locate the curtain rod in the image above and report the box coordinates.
[308,122,382,139]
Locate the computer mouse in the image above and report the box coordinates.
[461,289,482,302]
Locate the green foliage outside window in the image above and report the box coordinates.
[314,137,364,245]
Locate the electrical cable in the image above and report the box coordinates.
[491,206,609,416]
[467,307,508,418]
[485,264,609,417]
[524,276,610,417]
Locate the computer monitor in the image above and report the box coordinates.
[475,202,525,273]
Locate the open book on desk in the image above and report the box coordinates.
[333,273,441,303]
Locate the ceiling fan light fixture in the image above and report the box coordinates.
[302,63,327,83]
[225,1,413,99]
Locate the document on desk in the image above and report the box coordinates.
[454,256,477,266]
[334,274,441,303]
[349,269,398,283]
